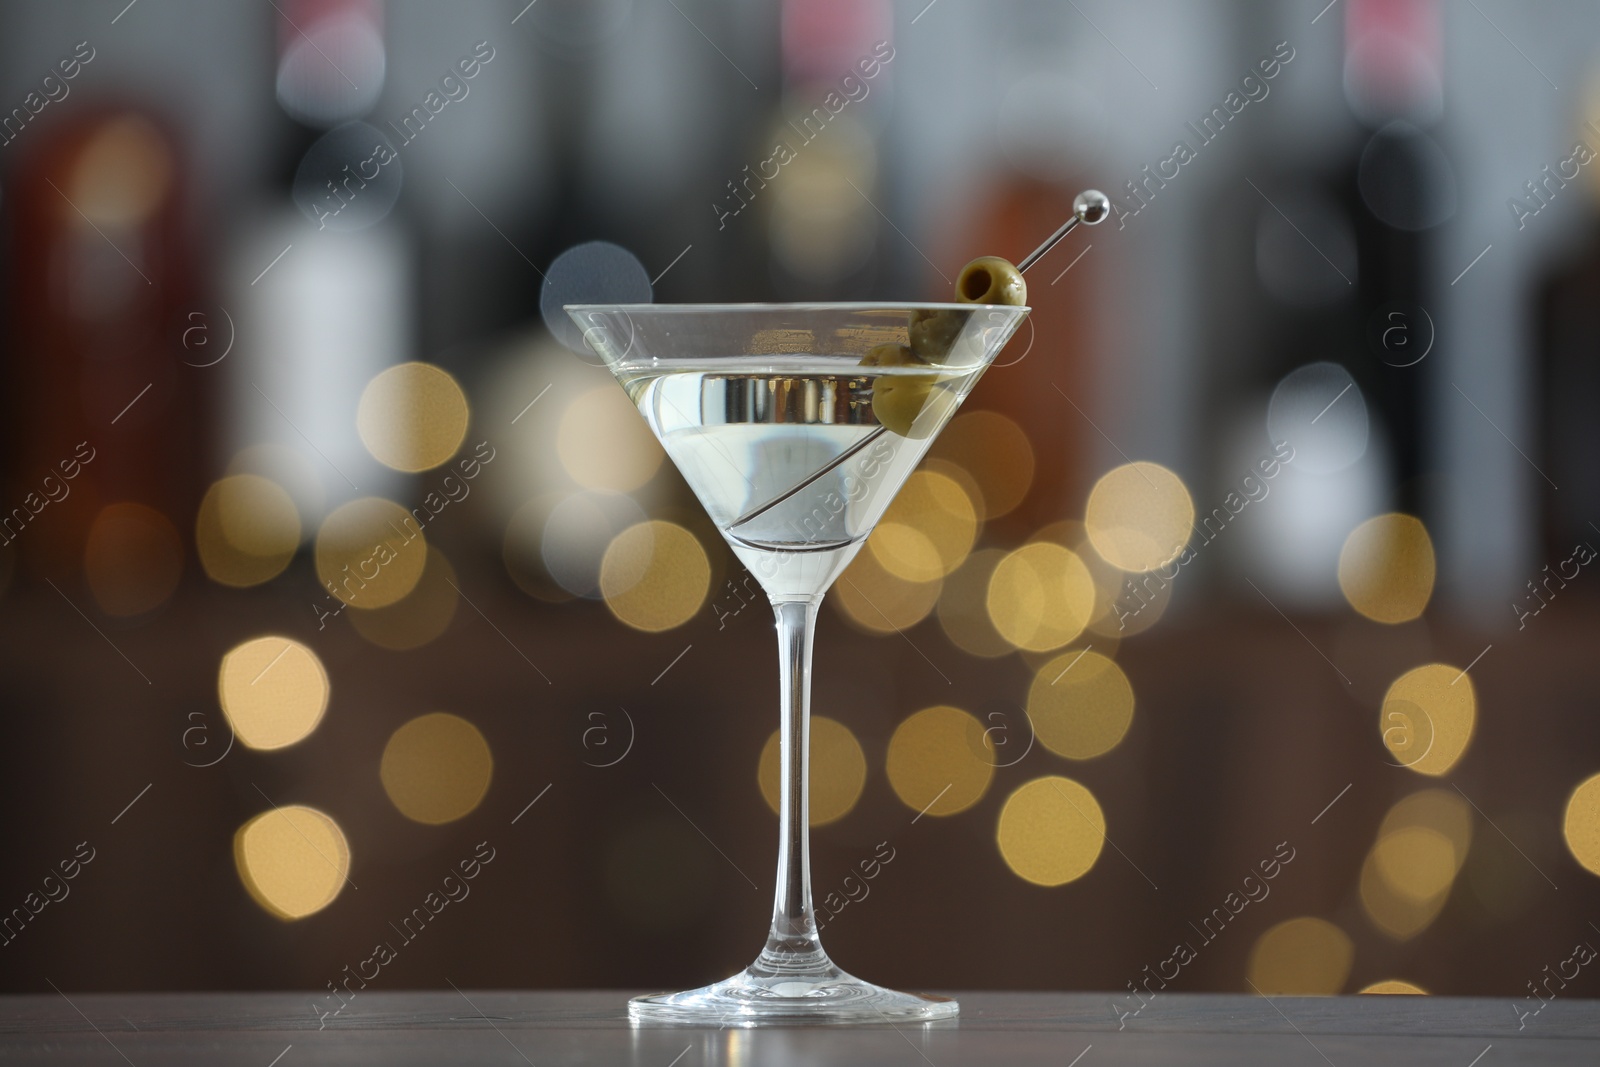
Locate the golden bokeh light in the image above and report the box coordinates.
[996,776,1105,887]
[380,713,494,825]
[1360,979,1428,994]
[1562,773,1600,877]
[885,705,994,818]
[1388,790,1472,844]
[1380,789,1473,865]
[233,805,350,920]
[348,547,459,651]
[196,475,301,587]
[599,521,711,632]
[1085,462,1194,574]
[218,636,330,750]
[1359,788,1472,938]
[1032,521,1154,640]
[315,497,428,609]
[1247,917,1354,995]
[1360,847,1448,940]
[935,547,1013,658]
[1373,826,1458,902]
[1338,513,1436,623]
[867,523,942,583]
[357,362,470,473]
[921,457,987,523]
[986,542,1095,651]
[758,716,867,827]
[1027,650,1134,760]
[927,410,1034,519]
[833,542,942,634]
[867,470,978,582]
[557,385,664,492]
[1380,664,1475,776]
[84,502,183,616]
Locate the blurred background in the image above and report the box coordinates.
[3,0,1599,1005]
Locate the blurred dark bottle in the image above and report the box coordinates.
[1534,78,1600,559]
[1240,0,1449,518]
[1340,0,1453,513]
[4,106,201,612]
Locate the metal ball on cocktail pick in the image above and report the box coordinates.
[1023,188,1112,267]
[954,188,1112,305]
[904,186,1111,356]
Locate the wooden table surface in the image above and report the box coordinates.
[0,990,1595,1065]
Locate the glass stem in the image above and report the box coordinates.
[757,596,831,974]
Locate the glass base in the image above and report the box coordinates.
[629,963,957,1026]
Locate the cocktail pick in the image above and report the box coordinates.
[726,190,1109,533]
[1015,189,1111,274]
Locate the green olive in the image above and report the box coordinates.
[955,255,1026,306]
[872,254,1025,433]
[863,342,940,438]
[909,308,964,362]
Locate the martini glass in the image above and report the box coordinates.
[566,191,1105,1027]
[567,301,1022,1024]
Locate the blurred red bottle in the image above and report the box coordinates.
[4,108,202,604]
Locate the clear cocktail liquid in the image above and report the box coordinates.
[618,357,984,598]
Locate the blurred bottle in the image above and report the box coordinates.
[1534,63,1600,559]
[1234,0,1447,606]
[1252,0,1448,503]
[221,0,405,534]
[1341,0,1450,513]
[920,4,1101,538]
[4,107,200,611]
[761,0,892,299]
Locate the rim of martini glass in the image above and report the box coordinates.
[565,300,1032,312]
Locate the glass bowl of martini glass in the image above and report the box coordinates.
[568,191,1107,1026]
